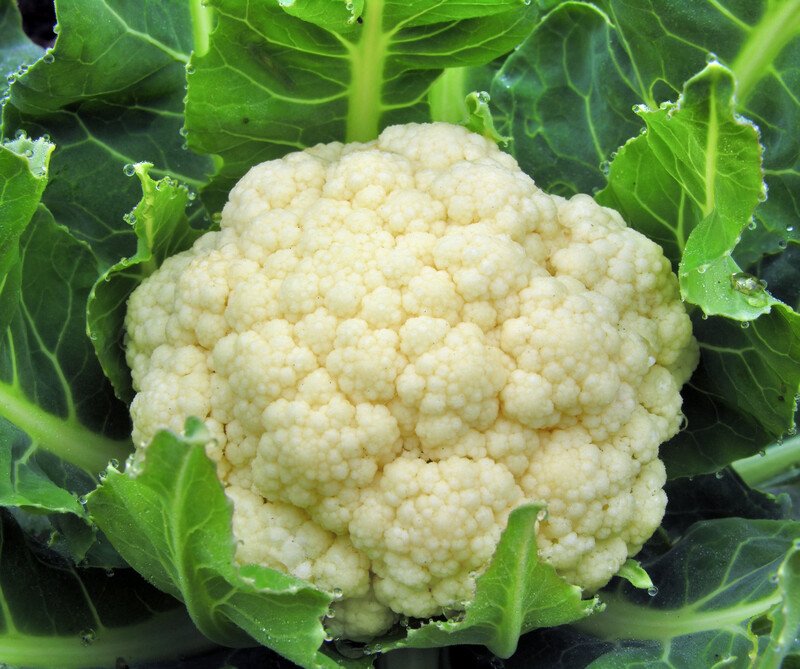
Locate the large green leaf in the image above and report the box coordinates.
[597,66,800,470]
[88,419,347,669]
[2,0,212,267]
[185,0,538,206]
[494,0,800,256]
[0,508,214,668]
[87,163,205,402]
[0,0,43,104]
[485,518,800,669]
[0,206,131,516]
[380,505,599,659]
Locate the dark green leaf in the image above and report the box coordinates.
[185,0,537,206]
[0,0,43,105]
[0,508,214,668]
[512,519,800,669]
[87,163,205,402]
[0,134,53,329]
[0,206,131,516]
[2,0,212,266]
[88,419,344,669]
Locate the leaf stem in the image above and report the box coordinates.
[190,0,213,58]
[0,381,131,476]
[732,435,800,487]
[0,607,214,668]
[731,0,800,104]
[346,0,387,142]
[428,68,469,124]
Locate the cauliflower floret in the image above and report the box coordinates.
[125,122,698,641]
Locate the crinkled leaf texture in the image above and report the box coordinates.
[185,0,538,207]
[87,163,206,402]
[87,419,351,669]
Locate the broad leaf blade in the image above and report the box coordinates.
[383,505,598,659]
[0,206,131,515]
[88,419,343,669]
[185,0,537,206]
[2,0,211,266]
[87,163,204,402]
[492,2,641,196]
[571,519,800,668]
[0,0,43,105]
[0,508,214,668]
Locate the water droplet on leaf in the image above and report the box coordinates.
[123,163,135,176]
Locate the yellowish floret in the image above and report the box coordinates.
[125,122,698,640]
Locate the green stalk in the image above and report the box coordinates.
[346,0,387,142]
[0,381,131,476]
[732,435,800,487]
[731,0,800,103]
[189,0,213,58]
[428,68,470,124]
[0,608,214,669]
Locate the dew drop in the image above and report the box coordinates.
[332,587,343,600]
[778,239,788,249]
[715,470,724,479]
[185,64,196,75]
[705,52,719,64]
[647,586,659,597]
[787,226,795,233]
[43,52,55,64]
[179,126,189,137]
[740,321,750,329]
[14,129,26,139]
[109,458,120,468]
[277,0,295,6]
[599,160,610,176]
[747,220,757,230]
[536,507,548,521]
[477,90,490,104]
[123,163,135,177]
[80,629,96,646]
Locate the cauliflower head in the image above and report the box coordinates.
[125,122,698,640]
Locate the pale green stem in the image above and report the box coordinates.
[0,608,214,669]
[732,435,800,487]
[190,0,213,58]
[731,0,800,104]
[428,68,469,124]
[346,0,387,142]
[0,381,131,476]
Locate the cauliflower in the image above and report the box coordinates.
[125,122,698,640]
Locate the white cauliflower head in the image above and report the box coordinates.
[125,122,698,640]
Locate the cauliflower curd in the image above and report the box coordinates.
[125,123,698,640]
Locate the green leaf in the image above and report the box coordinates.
[755,541,800,669]
[0,206,131,515]
[596,55,799,467]
[88,419,344,669]
[87,163,205,402]
[0,508,215,668]
[463,91,511,146]
[381,504,598,659]
[616,560,653,591]
[2,0,212,266]
[0,134,53,330]
[492,1,641,196]
[567,519,800,668]
[597,64,767,317]
[0,0,43,105]
[185,0,537,206]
